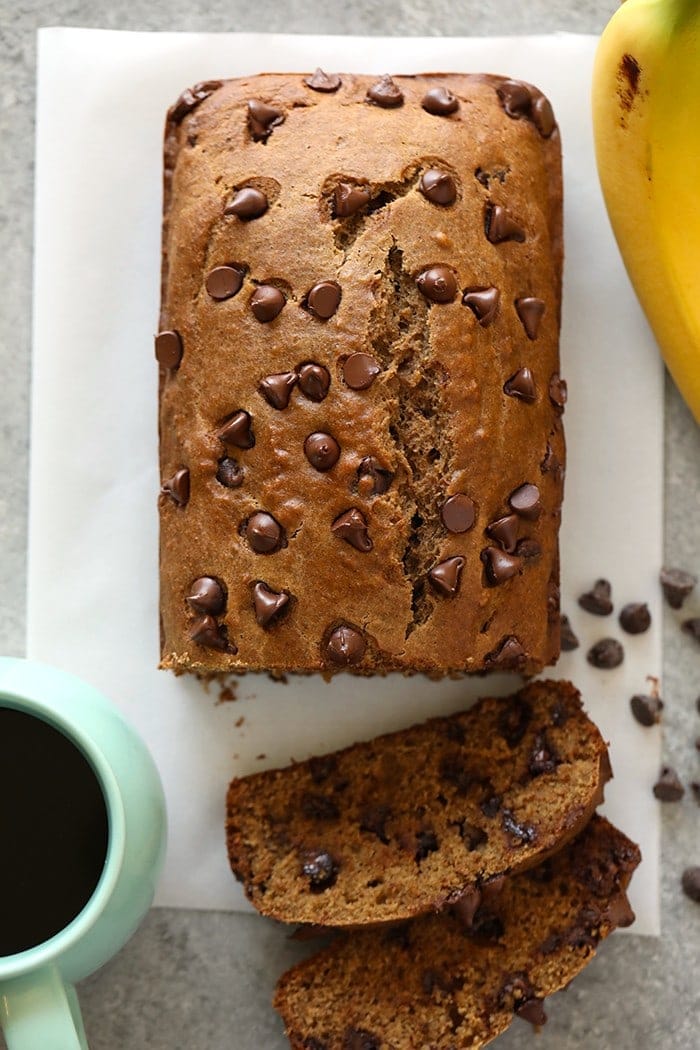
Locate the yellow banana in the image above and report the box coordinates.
[592,0,700,423]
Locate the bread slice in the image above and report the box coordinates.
[226,680,610,926]
[274,815,640,1049]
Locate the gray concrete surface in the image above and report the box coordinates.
[1,2,699,1047]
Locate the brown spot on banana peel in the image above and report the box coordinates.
[617,53,642,126]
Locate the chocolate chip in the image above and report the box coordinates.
[216,457,244,489]
[428,556,465,597]
[502,809,536,844]
[217,410,254,449]
[481,547,521,585]
[332,508,372,552]
[504,367,536,403]
[630,693,664,726]
[247,99,284,141]
[460,823,488,851]
[587,637,624,668]
[161,468,190,507]
[516,538,541,560]
[480,791,502,819]
[415,830,439,862]
[168,80,222,123]
[301,793,340,821]
[419,169,457,205]
[560,614,580,651]
[259,371,297,409]
[297,362,330,401]
[324,624,366,666]
[357,456,393,495]
[548,579,561,623]
[485,514,519,553]
[529,731,560,777]
[485,635,526,669]
[509,483,541,520]
[304,68,341,92]
[205,265,244,300]
[422,86,459,116]
[540,443,564,480]
[343,353,381,390]
[496,79,532,118]
[307,280,341,319]
[516,999,548,1027]
[224,186,268,219]
[659,566,697,609]
[440,494,476,534]
[579,579,613,616]
[301,851,337,890]
[682,867,700,903]
[619,602,652,634]
[304,432,341,472]
[549,372,568,410]
[245,511,284,554]
[683,618,700,643]
[252,581,290,627]
[359,804,391,844]
[186,576,226,615]
[155,330,183,369]
[366,75,404,107]
[189,615,234,653]
[462,286,500,327]
[333,182,371,217]
[485,204,526,244]
[342,1028,380,1050]
[498,698,532,748]
[515,297,545,339]
[532,94,555,137]
[416,265,457,303]
[653,766,685,801]
[250,285,285,322]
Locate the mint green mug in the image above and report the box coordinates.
[0,658,167,1049]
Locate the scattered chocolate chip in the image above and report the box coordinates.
[551,701,569,726]
[485,635,526,669]
[186,576,226,615]
[549,373,568,410]
[252,582,290,627]
[216,457,244,489]
[516,999,548,1027]
[301,793,340,821]
[460,823,488,851]
[540,442,563,478]
[304,432,341,472]
[485,203,526,244]
[155,330,183,369]
[682,618,700,644]
[529,731,560,776]
[462,286,500,327]
[579,579,613,616]
[415,830,439,862]
[659,566,697,609]
[161,468,190,507]
[509,482,541,520]
[343,352,381,390]
[332,508,373,552]
[324,624,366,666]
[504,367,536,402]
[307,280,341,319]
[366,75,404,107]
[419,169,457,205]
[532,94,555,137]
[428,556,465,597]
[297,362,330,401]
[247,99,284,141]
[619,602,651,634]
[333,182,371,218]
[653,766,685,801]
[587,637,624,669]
[548,579,561,623]
[342,1028,380,1050]
[416,265,457,303]
[486,514,519,553]
[218,410,254,449]
[630,693,664,726]
[451,885,482,928]
[359,804,391,844]
[357,456,393,495]
[515,297,545,339]
[250,285,286,322]
[470,911,504,942]
[682,867,700,903]
[168,80,222,123]
[205,265,244,301]
[440,494,476,534]
[502,809,536,844]
[516,538,541,560]
[422,86,459,116]
[245,511,284,554]
[224,187,268,219]
[498,698,532,748]
[560,614,579,651]
[304,68,341,92]
[481,792,502,819]
[496,79,532,118]
[259,371,298,409]
[301,851,337,890]
[188,615,233,653]
[481,547,521,585]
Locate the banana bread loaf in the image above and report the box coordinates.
[226,681,609,926]
[274,815,640,1049]
[158,70,564,676]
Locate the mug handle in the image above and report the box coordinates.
[0,965,88,1049]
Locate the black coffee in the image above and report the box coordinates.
[0,707,109,956]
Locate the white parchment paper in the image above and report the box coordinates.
[29,29,663,934]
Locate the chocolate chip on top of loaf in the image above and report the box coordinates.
[158,72,564,676]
